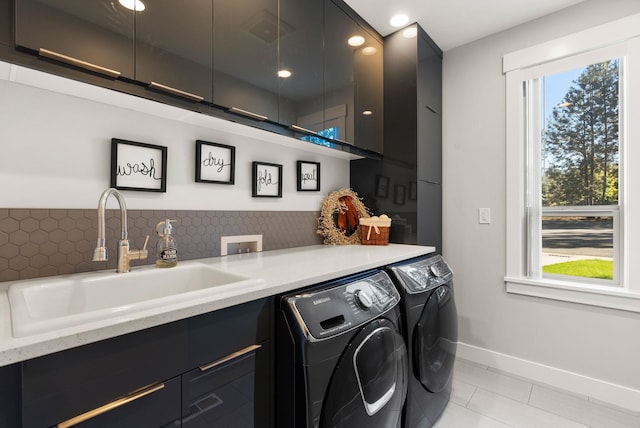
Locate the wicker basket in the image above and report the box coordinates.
[359,215,392,245]
[360,224,390,245]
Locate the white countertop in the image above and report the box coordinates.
[0,244,433,367]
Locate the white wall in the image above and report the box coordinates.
[0,62,350,210]
[442,0,640,409]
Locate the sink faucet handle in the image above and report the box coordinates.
[134,235,150,261]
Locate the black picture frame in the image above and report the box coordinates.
[409,181,417,200]
[297,161,321,191]
[375,175,390,198]
[394,184,406,205]
[252,161,283,198]
[195,140,235,184]
[110,138,167,192]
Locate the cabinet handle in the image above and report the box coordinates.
[38,48,121,78]
[228,107,268,121]
[56,383,165,428]
[149,81,204,102]
[199,344,262,372]
[289,124,316,134]
[426,105,440,115]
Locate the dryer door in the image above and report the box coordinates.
[321,318,407,428]
[414,285,458,393]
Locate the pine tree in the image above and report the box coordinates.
[542,60,619,206]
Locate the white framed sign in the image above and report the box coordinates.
[252,161,282,198]
[195,140,235,184]
[111,138,167,192]
[297,161,320,191]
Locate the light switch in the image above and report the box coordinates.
[479,208,491,224]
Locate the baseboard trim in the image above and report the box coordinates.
[457,342,640,412]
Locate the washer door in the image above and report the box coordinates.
[321,318,407,428]
[414,285,458,393]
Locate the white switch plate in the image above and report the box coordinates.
[478,208,491,224]
[220,234,263,256]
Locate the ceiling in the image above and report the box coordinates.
[344,0,585,51]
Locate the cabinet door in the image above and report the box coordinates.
[213,0,278,121]
[65,377,181,428]
[15,0,135,79]
[417,34,442,183]
[278,0,323,128]
[0,364,20,428]
[181,342,271,427]
[417,180,442,252]
[136,0,213,103]
[417,105,442,183]
[0,0,10,45]
[325,0,383,149]
[21,320,187,428]
[354,35,383,153]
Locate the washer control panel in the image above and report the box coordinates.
[388,255,453,294]
[287,271,400,341]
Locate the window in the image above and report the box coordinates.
[504,14,640,312]
[525,57,622,286]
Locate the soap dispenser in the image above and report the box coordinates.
[155,219,177,268]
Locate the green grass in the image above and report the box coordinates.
[543,259,613,280]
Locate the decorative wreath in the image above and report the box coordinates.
[317,188,370,245]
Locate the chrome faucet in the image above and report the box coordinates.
[92,188,149,273]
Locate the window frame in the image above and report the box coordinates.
[504,14,640,313]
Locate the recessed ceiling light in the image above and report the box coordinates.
[361,46,377,56]
[278,69,292,78]
[402,27,417,39]
[119,0,145,11]
[390,14,409,28]
[348,36,365,47]
[362,110,373,116]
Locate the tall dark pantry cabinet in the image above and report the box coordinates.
[351,24,443,252]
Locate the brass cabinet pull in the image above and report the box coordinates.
[149,81,204,102]
[57,383,165,428]
[289,124,316,134]
[228,107,268,121]
[199,344,262,372]
[38,48,121,78]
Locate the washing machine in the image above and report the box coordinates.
[387,255,458,428]
[276,270,408,428]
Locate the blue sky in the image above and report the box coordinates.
[543,66,585,120]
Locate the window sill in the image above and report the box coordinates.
[505,277,640,313]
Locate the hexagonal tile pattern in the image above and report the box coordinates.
[0,208,322,282]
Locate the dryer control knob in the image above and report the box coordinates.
[354,289,374,310]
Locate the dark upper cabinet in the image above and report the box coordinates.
[277,0,324,129]
[14,0,135,79]
[136,0,213,103]
[417,31,442,183]
[0,0,10,45]
[324,0,383,152]
[212,0,279,121]
[384,24,442,183]
[351,24,442,250]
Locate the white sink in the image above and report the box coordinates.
[8,261,265,337]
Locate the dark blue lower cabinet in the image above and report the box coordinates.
[17,298,273,428]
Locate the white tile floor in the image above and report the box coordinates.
[433,359,640,428]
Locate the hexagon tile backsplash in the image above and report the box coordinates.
[0,209,322,282]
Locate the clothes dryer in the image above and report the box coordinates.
[276,270,408,428]
[387,255,458,428]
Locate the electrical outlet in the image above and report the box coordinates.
[478,208,491,224]
[220,235,263,256]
